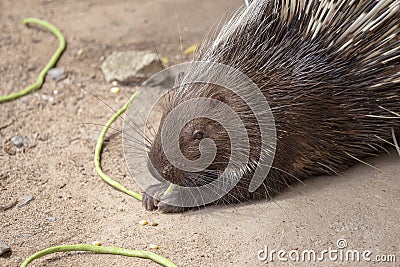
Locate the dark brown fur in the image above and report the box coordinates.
[143,0,400,212]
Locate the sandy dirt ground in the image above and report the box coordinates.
[0,0,399,266]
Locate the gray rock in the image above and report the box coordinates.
[46,217,57,222]
[11,136,24,148]
[19,99,29,105]
[0,240,11,256]
[47,67,67,82]
[11,136,29,148]
[18,194,35,207]
[101,51,162,84]
[41,94,54,103]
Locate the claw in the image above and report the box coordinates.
[142,183,189,213]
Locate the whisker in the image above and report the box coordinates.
[174,7,183,55]
[391,127,400,156]
[80,87,153,145]
[125,103,156,142]
[79,122,149,148]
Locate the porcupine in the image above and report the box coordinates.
[142,0,400,212]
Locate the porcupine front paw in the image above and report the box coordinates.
[142,183,189,213]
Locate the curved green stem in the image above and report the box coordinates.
[94,92,143,201]
[0,18,66,103]
[20,244,178,267]
[13,18,179,267]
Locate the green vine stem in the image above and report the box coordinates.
[94,92,143,201]
[20,244,178,267]
[0,18,66,103]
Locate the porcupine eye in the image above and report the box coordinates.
[193,130,204,140]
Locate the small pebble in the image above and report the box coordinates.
[112,81,118,86]
[0,240,11,256]
[149,244,159,250]
[41,94,54,102]
[151,221,159,226]
[110,86,120,94]
[47,67,67,82]
[53,89,58,95]
[46,217,56,222]
[11,136,24,148]
[18,194,35,207]
[92,241,101,246]
[77,48,84,56]
[19,99,29,105]
[138,220,148,226]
